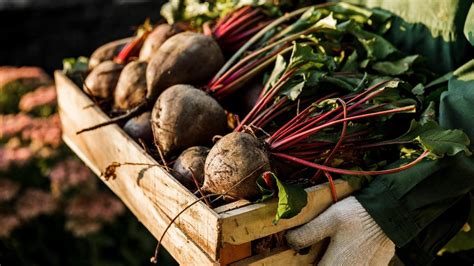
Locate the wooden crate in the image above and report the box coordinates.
[55,71,355,265]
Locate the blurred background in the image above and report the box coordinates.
[0,0,178,265]
[0,0,164,72]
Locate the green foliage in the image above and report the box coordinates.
[397,120,471,159]
[63,57,89,87]
[257,172,308,224]
[0,80,38,114]
[372,55,421,75]
[160,0,279,27]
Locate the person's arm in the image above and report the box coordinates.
[342,0,473,74]
[356,59,474,264]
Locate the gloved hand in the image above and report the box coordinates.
[285,196,395,266]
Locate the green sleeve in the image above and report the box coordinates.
[342,0,473,73]
[355,60,474,263]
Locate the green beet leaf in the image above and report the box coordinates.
[416,129,471,159]
[349,26,398,60]
[288,42,334,71]
[256,172,308,224]
[397,120,471,159]
[372,55,420,76]
[280,80,305,101]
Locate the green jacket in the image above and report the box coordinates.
[343,0,474,265]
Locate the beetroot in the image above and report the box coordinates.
[77,31,226,135]
[123,111,153,144]
[173,146,209,190]
[151,84,228,157]
[88,38,130,69]
[114,60,147,111]
[83,60,123,100]
[202,132,270,200]
[139,24,178,62]
[146,32,225,101]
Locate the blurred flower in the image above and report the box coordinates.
[29,142,57,159]
[0,213,21,238]
[49,158,93,196]
[19,85,57,112]
[65,219,103,237]
[0,113,33,139]
[66,192,125,223]
[0,179,20,202]
[15,188,57,220]
[0,146,34,171]
[0,66,51,88]
[21,114,62,147]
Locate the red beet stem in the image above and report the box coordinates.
[115,31,149,64]
[270,105,416,150]
[271,150,430,176]
[313,98,348,181]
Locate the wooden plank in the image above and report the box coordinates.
[63,134,215,265]
[214,200,252,214]
[55,71,220,263]
[219,243,252,265]
[231,241,326,266]
[219,180,354,245]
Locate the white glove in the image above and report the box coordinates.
[285,196,395,266]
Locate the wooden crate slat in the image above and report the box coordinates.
[214,199,252,214]
[231,241,326,266]
[62,134,215,265]
[219,180,354,245]
[55,71,220,263]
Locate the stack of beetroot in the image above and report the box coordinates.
[69,2,471,220]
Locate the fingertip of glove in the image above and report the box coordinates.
[284,230,307,251]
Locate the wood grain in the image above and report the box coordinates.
[231,241,326,266]
[56,71,220,264]
[219,180,354,245]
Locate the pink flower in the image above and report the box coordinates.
[0,213,21,238]
[0,66,51,88]
[21,115,62,147]
[0,179,20,202]
[66,192,125,223]
[65,219,102,237]
[0,113,33,139]
[49,158,93,193]
[0,146,33,171]
[15,188,57,220]
[19,85,57,112]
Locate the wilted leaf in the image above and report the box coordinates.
[267,55,287,89]
[280,80,305,101]
[313,13,337,30]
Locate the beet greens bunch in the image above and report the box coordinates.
[202,5,471,222]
